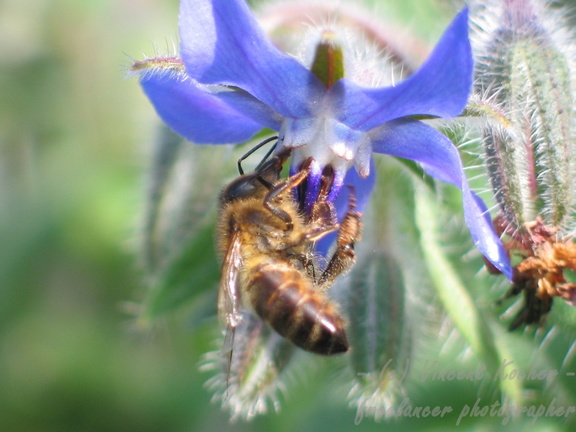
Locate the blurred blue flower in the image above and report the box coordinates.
[133,0,512,278]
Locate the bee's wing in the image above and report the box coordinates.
[218,230,243,330]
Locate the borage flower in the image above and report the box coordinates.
[131,0,512,278]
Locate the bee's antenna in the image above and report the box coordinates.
[237,136,279,175]
[254,138,279,172]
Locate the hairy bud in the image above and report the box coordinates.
[472,0,576,233]
[470,0,576,325]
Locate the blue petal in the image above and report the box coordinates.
[333,8,472,131]
[336,161,376,216]
[140,71,280,143]
[371,119,512,279]
[179,0,325,118]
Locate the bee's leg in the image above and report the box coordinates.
[310,200,338,228]
[280,206,338,250]
[302,164,340,239]
[304,168,340,240]
[318,187,362,291]
[284,250,317,280]
[263,166,310,231]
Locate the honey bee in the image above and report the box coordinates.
[216,148,362,355]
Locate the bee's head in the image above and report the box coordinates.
[220,149,291,204]
[220,173,264,203]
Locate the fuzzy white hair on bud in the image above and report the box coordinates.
[469,0,576,235]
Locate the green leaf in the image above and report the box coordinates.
[414,185,524,405]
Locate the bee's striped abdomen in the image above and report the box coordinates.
[247,262,348,355]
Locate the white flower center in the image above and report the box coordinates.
[279,115,372,178]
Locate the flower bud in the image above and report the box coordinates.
[137,128,225,321]
[472,0,575,232]
[202,312,296,421]
[470,0,576,325]
[311,31,345,88]
[345,250,412,421]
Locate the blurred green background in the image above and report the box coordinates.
[1,0,575,431]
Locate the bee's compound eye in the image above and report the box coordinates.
[221,175,260,203]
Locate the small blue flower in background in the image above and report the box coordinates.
[131,0,512,279]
